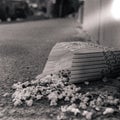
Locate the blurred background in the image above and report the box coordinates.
[0,0,83,22]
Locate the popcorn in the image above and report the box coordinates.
[118,106,120,111]
[82,111,93,120]
[83,97,90,103]
[103,108,115,115]
[3,92,10,97]
[11,69,120,119]
[12,82,22,89]
[65,96,70,101]
[58,94,64,100]
[57,112,66,120]
[48,91,58,106]
[79,102,87,109]
[14,100,22,107]
[96,97,102,106]
[22,81,31,87]
[61,106,68,113]
[61,104,81,116]
[36,95,43,100]
[25,99,33,107]
[95,107,100,111]
[84,81,89,85]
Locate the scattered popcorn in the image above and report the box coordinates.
[103,108,115,115]
[11,69,120,119]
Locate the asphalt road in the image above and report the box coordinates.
[0,18,78,105]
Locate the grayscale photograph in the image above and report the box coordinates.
[0,0,120,120]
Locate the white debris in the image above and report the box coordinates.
[61,104,81,116]
[25,99,33,107]
[12,82,22,89]
[11,69,120,119]
[48,91,58,106]
[95,107,100,111]
[118,106,120,111]
[36,95,43,100]
[79,102,87,109]
[67,104,81,115]
[102,77,108,82]
[103,108,115,115]
[82,111,93,120]
[13,100,22,107]
[57,112,66,120]
[84,81,89,85]
[3,93,10,97]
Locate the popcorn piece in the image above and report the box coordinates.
[58,94,64,100]
[50,99,57,106]
[107,96,114,100]
[113,99,119,105]
[82,111,93,120]
[83,97,90,103]
[61,106,68,112]
[67,104,80,115]
[61,104,80,116]
[102,77,108,82]
[25,99,33,107]
[12,82,22,89]
[3,93,10,97]
[118,106,120,111]
[70,97,76,103]
[31,79,40,85]
[103,108,114,115]
[65,96,70,101]
[95,107,100,111]
[96,97,102,106]
[89,100,96,108]
[84,81,89,85]
[22,81,31,87]
[79,102,87,109]
[48,92,58,106]
[57,112,66,120]
[14,100,22,106]
[36,95,43,100]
